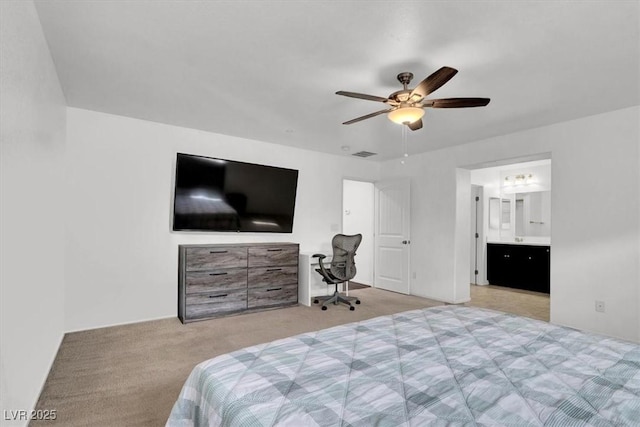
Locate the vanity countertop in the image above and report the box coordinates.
[487,240,551,247]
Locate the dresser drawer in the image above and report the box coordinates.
[248,266,297,288]
[248,246,298,267]
[248,283,297,309]
[185,247,247,271]
[185,268,247,294]
[185,289,247,318]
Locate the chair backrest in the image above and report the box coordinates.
[330,234,362,281]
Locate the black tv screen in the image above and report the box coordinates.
[172,153,298,232]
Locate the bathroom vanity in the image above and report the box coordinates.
[486,242,550,293]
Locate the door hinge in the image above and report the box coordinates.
[474,270,479,275]
[475,233,479,238]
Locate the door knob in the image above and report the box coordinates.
[402,240,410,244]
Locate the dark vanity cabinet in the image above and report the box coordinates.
[487,243,550,293]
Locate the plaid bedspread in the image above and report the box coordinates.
[167,306,640,426]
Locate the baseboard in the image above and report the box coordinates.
[410,290,470,305]
[64,315,177,334]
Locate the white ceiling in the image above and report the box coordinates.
[34,1,639,161]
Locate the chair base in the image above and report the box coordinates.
[314,291,361,311]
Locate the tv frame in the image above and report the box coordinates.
[171,153,299,233]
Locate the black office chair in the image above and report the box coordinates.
[312,234,362,311]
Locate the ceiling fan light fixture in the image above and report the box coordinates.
[387,107,425,125]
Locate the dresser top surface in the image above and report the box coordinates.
[179,242,298,249]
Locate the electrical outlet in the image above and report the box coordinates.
[595,301,605,313]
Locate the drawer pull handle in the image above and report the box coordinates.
[210,250,228,254]
[267,249,283,252]
[267,268,282,272]
[209,294,228,298]
[267,287,282,292]
[209,272,228,276]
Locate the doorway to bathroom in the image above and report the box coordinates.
[468,158,552,298]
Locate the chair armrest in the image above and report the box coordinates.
[313,254,333,281]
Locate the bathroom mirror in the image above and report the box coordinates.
[489,197,511,230]
[489,198,500,229]
[501,199,511,230]
[515,191,551,237]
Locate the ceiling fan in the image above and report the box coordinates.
[336,67,490,131]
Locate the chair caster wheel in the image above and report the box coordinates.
[355,300,361,304]
[321,306,327,311]
[350,306,355,311]
[313,299,319,304]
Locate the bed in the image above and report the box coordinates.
[167,306,640,426]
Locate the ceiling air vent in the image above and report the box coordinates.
[352,151,377,158]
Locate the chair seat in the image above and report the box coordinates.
[314,268,340,283]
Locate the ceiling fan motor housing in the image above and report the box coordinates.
[389,90,412,103]
[397,72,414,87]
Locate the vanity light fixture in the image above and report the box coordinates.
[504,174,533,186]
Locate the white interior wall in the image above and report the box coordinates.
[454,169,472,302]
[64,108,381,332]
[550,108,639,341]
[381,106,640,341]
[342,180,375,285]
[0,1,67,423]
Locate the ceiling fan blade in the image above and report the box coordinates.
[407,119,423,131]
[429,97,491,108]
[336,91,389,103]
[342,109,392,125]
[410,66,458,98]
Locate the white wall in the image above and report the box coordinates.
[64,108,380,331]
[342,180,374,285]
[381,106,639,342]
[0,1,67,423]
[454,169,472,302]
[550,107,639,341]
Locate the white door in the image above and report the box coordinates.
[374,179,410,294]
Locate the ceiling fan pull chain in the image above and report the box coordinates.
[401,125,408,164]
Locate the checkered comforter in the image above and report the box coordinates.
[167,306,640,426]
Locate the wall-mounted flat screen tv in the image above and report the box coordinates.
[173,153,298,232]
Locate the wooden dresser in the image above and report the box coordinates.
[178,243,299,323]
